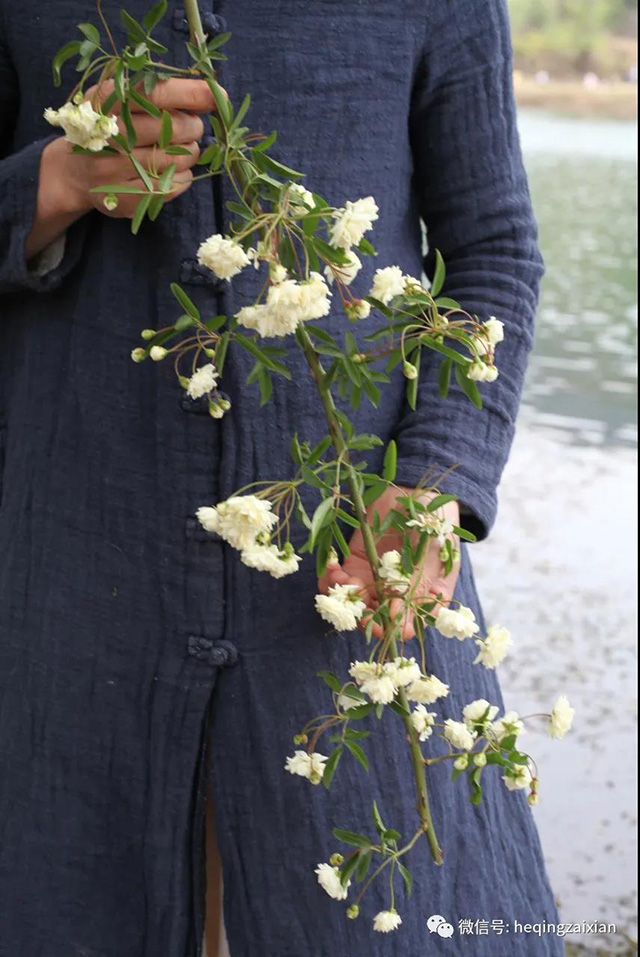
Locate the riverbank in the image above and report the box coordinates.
[515,77,637,120]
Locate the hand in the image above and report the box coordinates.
[26,78,217,259]
[318,486,461,639]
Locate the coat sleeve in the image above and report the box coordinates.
[392,0,544,541]
[0,33,85,295]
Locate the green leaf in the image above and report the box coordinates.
[426,493,458,512]
[131,194,151,234]
[388,699,410,718]
[206,31,232,52]
[251,149,303,180]
[129,87,162,118]
[331,521,350,559]
[230,93,251,130]
[89,184,147,194]
[207,79,232,127]
[362,481,387,507]
[174,314,195,332]
[435,296,460,310]
[157,161,176,193]
[382,440,397,482]
[454,364,483,409]
[158,110,173,149]
[215,332,230,374]
[170,283,200,319]
[332,828,371,849]
[339,853,361,887]
[253,130,277,153]
[372,801,386,835]
[143,0,168,31]
[438,357,453,399]
[322,748,342,789]
[310,497,335,548]
[317,670,341,692]
[398,862,413,898]
[166,144,194,156]
[52,40,81,86]
[78,22,100,45]
[344,740,369,772]
[355,848,373,882]
[315,526,332,578]
[431,248,446,298]
[121,102,138,149]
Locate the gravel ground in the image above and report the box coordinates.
[473,419,637,954]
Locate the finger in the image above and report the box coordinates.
[130,78,218,115]
[118,111,205,148]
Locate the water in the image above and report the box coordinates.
[473,112,638,952]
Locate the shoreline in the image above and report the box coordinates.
[514,78,637,121]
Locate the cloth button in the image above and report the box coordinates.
[185,515,223,543]
[173,9,227,35]
[187,636,238,668]
[178,259,226,290]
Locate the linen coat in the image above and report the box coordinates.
[0,1,563,955]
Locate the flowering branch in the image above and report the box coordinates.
[45,0,575,934]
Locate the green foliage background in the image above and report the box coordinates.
[508,0,638,77]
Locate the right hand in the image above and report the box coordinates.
[44,78,218,219]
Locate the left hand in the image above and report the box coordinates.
[318,486,461,639]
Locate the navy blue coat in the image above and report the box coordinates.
[0,2,562,955]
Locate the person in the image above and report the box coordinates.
[0,2,563,955]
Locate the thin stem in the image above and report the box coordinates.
[184,0,207,48]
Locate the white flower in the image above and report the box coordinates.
[384,657,422,688]
[237,273,331,338]
[315,584,366,632]
[462,699,499,730]
[315,863,350,900]
[443,719,477,751]
[548,695,574,740]
[406,674,449,704]
[346,299,371,321]
[197,234,251,281]
[360,673,397,705]
[349,661,380,685]
[370,266,405,305]
[483,317,505,345]
[492,711,525,743]
[468,360,499,382]
[373,910,402,933]
[338,692,362,711]
[325,249,362,285]
[197,496,277,551]
[403,275,423,291]
[270,263,288,284]
[150,346,167,361]
[186,363,218,399]
[474,625,512,669]
[289,182,314,208]
[410,705,437,741]
[503,764,532,791]
[330,196,379,248]
[240,542,301,578]
[406,511,455,546]
[44,101,118,151]
[378,549,411,594]
[436,605,479,640]
[285,750,328,784]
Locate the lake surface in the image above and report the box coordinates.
[473,111,637,953]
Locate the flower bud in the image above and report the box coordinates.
[131,348,146,363]
[454,755,469,771]
[178,375,190,390]
[402,362,418,380]
[208,401,225,419]
[473,752,487,768]
[346,905,360,920]
[329,853,344,867]
[141,329,157,340]
[345,299,371,322]
[309,771,322,785]
[150,346,167,362]
[293,734,308,746]
[72,91,84,105]
[103,194,119,212]
[527,792,540,807]
[327,547,340,566]
[219,398,231,412]
[204,347,216,358]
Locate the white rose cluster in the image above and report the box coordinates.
[236,272,331,338]
[197,234,251,281]
[315,584,367,632]
[44,101,119,151]
[315,863,350,901]
[330,196,379,249]
[377,550,411,594]
[196,495,301,579]
[348,656,425,706]
[285,750,328,785]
